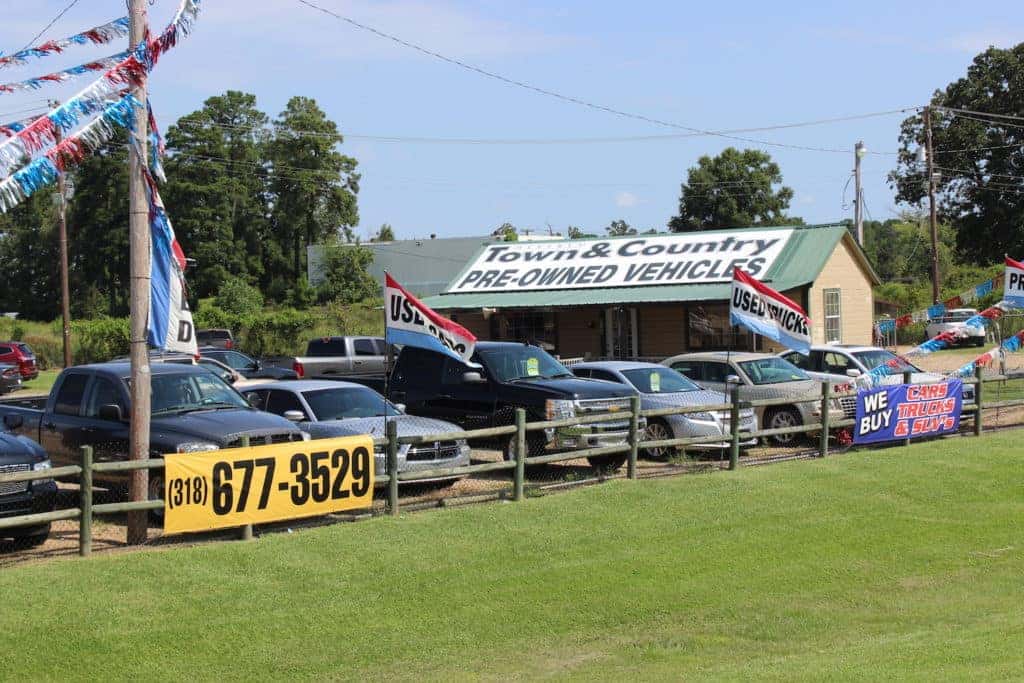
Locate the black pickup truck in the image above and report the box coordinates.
[1,416,56,546]
[0,363,306,504]
[352,342,640,470]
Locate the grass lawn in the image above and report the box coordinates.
[2,435,1023,679]
[18,368,60,396]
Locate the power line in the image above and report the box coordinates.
[177,109,912,148]
[293,0,909,155]
[936,106,1024,123]
[16,0,82,53]
[945,111,1024,131]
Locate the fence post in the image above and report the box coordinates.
[513,409,526,501]
[902,370,912,448]
[974,365,984,437]
[387,418,399,516]
[729,382,740,471]
[79,445,93,557]
[819,381,831,458]
[627,395,640,480]
[239,435,253,541]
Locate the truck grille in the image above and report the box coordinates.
[839,396,857,419]
[407,441,461,462]
[0,463,29,496]
[225,433,301,449]
[575,397,631,415]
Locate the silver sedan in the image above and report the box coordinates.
[242,380,470,484]
[570,361,757,458]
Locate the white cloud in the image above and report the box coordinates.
[615,191,639,208]
[946,30,1022,53]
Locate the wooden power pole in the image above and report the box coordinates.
[854,141,865,245]
[924,106,940,304]
[127,0,151,545]
[49,100,73,368]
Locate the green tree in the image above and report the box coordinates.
[668,147,801,231]
[269,96,360,291]
[890,43,1024,264]
[316,242,378,304]
[164,91,272,298]
[67,133,130,316]
[214,275,265,316]
[492,222,518,241]
[0,187,61,319]
[605,219,636,236]
[371,223,395,242]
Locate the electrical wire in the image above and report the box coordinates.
[944,111,1024,131]
[936,106,1024,123]
[293,0,909,155]
[15,0,82,53]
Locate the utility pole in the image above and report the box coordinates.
[854,141,865,245]
[127,0,151,545]
[49,100,73,368]
[924,107,940,304]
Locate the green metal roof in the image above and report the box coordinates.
[422,223,878,310]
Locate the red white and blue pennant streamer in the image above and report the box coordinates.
[0,17,130,70]
[0,50,131,94]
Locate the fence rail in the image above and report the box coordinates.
[0,366,1001,558]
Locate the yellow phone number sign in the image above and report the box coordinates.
[163,435,375,535]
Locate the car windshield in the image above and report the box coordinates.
[149,372,249,414]
[621,367,700,394]
[302,387,400,420]
[738,357,810,385]
[852,349,922,373]
[475,346,572,382]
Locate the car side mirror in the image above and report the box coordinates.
[246,394,262,408]
[725,375,741,385]
[3,414,23,431]
[252,360,262,371]
[283,410,306,423]
[461,371,486,384]
[394,403,406,413]
[846,369,862,378]
[98,404,124,422]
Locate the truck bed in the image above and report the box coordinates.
[0,395,47,411]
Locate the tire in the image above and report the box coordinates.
[974,337,985,347]
[587,454,627,472]
[14,523,50,547]
[147,470,165,523]
[643,419,675,460]
[503,431,546,463]
[765,406,803,446]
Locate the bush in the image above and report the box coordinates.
[214,276,265,316]
[72,317,130,364]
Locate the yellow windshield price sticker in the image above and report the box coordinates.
[650,372,661,392]
[163,435,374,535]
[526,357,540,376]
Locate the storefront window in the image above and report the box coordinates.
[495,311,556,350]
[687,304,754,351]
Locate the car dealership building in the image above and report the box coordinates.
[421,223,879,360]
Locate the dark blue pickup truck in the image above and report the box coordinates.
[0,363,305,504]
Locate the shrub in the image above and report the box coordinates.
[22,333,62,370]
[214,276,265,316]
[72,317,130,364]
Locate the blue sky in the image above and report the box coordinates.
[3,0,1021,241]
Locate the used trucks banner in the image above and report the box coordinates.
[729,267,811,355]
[448,230,793,293]
[853,380,962,445]
[386,273,477,363]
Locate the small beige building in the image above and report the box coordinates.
[422,224,879,360]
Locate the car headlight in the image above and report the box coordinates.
[177,442,220,453]
[32,460,52,472]
[546,399,575,420]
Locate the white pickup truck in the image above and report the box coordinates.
[925,308,986,347]
[264,336,387,379]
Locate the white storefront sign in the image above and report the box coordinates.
[448,230,794,293]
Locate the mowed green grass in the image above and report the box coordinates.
[19,368,59,395]
[2,435,1023,680]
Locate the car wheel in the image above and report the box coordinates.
[16,523,50,547]
[643,419,675,459]
[975,337,985,347]
[503,431,546,463]
[765,406,803,446]
[148,471,165,522]
[587,453,627,472]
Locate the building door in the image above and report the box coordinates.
[604,307,638,358]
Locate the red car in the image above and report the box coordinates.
[0,342,38,380]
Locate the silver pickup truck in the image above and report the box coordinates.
[264,336,387,379]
